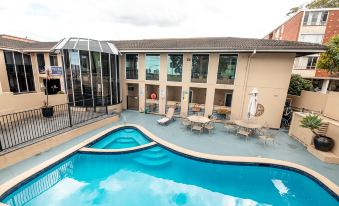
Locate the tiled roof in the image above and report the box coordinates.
[0,35,326,53]
[110,37,326,52]
[0,36,57,51]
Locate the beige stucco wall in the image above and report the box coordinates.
[120,52,296,128]
[288,91,339,122]
[323,92,339,121]
[0,50,10,93]
[289,112,339,157]
[289,91,328,112]
[0,49,67,114]
[0,93,68,115]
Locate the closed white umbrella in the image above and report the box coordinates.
[247,88,259,119]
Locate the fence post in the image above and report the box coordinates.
[67,103,73,127]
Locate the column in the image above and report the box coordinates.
[321,79,330,94]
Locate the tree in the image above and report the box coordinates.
[317,35,339,73]
[288,74,314,96]
[306,0,339,9]
[286,0,339,16]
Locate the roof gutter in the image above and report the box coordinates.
[118,49,326,53]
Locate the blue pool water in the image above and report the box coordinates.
[1,146,338,206]
[90,128,150,149]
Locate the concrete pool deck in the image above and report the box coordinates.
[0,110,338,187]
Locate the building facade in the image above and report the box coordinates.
[264,8,339,93]
[0,35,325,128]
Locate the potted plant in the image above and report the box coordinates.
[41,69,54,118]
[300,114,334,152]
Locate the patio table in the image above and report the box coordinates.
[234,120,262,135]
[187,115,211,124]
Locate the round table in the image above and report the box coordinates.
[234,120,262,135]
[234,120,262,129]
[187,116,211,124]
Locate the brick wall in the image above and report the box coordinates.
[265,11,303,41]
[280,11,304,41]
[323,10,339,43]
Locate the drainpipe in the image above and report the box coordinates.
[240,49,256,118]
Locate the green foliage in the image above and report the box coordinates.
[317,35,339,73]
[300,114,322,134]
[288,74,314,96]
[287,6,302,16]
[287,0,339,16]
[306,0,339,8]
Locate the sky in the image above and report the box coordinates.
[0,0,311,42]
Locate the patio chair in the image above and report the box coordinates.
[224,120,237,133]
[236,128,250,141]
[204,121,215,134]
[182,118,191,128]
[191,122,203,134]
[259,130,278,145]
[157,108,175,126]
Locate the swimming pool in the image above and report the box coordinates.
[1,145,338,206]
[89,128,150,149]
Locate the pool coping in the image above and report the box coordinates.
[0,124,338,205]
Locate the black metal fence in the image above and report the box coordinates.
[0,97,110,152]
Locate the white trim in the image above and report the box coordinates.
[119,49,326,53]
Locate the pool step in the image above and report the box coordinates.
[123,128,135,133]
[103,137,139,149]
[140,152,168,160]
[114,137,138,144]
[134,147,171,167]
[134,156,171,167]
[146,147,163,153]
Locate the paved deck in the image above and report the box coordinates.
[0,110,338,186]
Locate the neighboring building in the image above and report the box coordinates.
[264,8,339,93]
[0,35,325,128]
[0,35,67,114]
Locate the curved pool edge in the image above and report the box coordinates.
[79,142,157,154]
[0,124,338,204]
[130,124,339,197]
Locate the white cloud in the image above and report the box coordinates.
[0,0,311,41]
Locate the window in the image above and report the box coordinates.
[37,53,45,73]
[167,54,183,82]
[191,54,209,83]
[303,11,328,26]
[125,54,138,79]
[217,54,237,84]
[299,34,323,44]
[49,54,58,66]
[146,54,160,80]
[3,51,35,93]
[306,57,318,69]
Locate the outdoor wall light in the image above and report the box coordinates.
[186,58,191,61]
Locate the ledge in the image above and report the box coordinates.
[0,124,338,205]
[79,142,157,154]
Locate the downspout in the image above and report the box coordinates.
[240,49,256,118]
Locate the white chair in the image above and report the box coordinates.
[204,121,215,134]
[191,122,203,134]
[259,130,278,145]
[157,108,175,125]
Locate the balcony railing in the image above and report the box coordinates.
[0,97,110,152]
